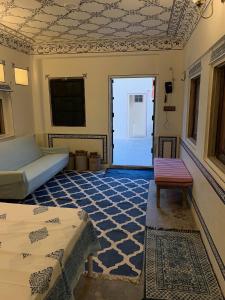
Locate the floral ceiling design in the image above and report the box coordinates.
[0,0,206,54]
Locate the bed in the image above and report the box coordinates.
[0,202,100,300]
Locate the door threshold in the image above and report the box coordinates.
[110,165,154,170]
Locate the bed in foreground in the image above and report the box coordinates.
[0,202,100,300]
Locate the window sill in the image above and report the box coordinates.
[204,157,225,185]
[186,137,197,152]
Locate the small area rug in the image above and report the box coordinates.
[144,228,223,300]
[23,170,151,282]
[105,168,154,180]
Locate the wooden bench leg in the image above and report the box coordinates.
[157,185,160,208]
[182,188,187,207]
[87,255,93,278]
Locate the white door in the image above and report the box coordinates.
[128,94,147,137]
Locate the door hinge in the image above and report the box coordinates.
[112,144,114,149]
[112,112,114,118]
[152,115,154,121]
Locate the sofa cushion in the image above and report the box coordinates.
[0,135,42,171]
[18,153,68,194]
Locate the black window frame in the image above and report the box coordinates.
[188,75,201,144]
[0,99,5,135]
[134,95,143,103]
[208,62,225,167]
[49,77,86,127]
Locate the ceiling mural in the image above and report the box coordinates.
[0,0,207,55]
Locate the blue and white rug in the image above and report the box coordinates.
[24,170,150,282]
[144,228,223,300]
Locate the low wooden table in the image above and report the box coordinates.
[154,158,193,208]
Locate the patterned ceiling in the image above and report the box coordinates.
[0,0,205,54]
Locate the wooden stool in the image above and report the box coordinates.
[154,158,193,208]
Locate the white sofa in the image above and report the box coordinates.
[0,135,69,199]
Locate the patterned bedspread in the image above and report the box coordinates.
[0,202,100,300]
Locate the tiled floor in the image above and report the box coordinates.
[113,138,152,167]
[146,181,197,230]
[74,181,196,300]
[74,276,143,300]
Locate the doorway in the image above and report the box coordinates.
[110,76,155,167]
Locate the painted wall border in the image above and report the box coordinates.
[188,61,202,78]
[186,35,225,75]
[187,190,225,281]
[48,133,108,164]
[180,138,224,204]
[158,136,177,158]
[210,36,225,64]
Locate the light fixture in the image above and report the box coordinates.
[0,62,5,83]
[192,0,205,7]
[193,0,225,7]
[14,67,29,86]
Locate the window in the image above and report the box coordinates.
[135,95,143,103]
[208,63,225,166]
[0,99,5,135]
[49,78,85,127]
[14,67,29,85]
[188,76,200,143]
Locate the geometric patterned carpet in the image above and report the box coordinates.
[144,228,223,300]
[23,170,151,282]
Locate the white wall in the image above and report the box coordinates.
[32,51,184,163]
[181,1,225,294]
[0,45,34,138]
[113,77,153,139]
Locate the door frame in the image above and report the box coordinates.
[108,74,157,169]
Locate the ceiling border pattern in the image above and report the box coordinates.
[0,24,33,54]
[168,0,190,37]
[176,3,202,42]
[168,0,206,44]
[31,37,183,55]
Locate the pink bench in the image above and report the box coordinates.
[154,158,193,208]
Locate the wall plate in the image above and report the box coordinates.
[163,106,176,111]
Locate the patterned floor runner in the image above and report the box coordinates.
[144,228,223,300]
[24,170,151,281]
